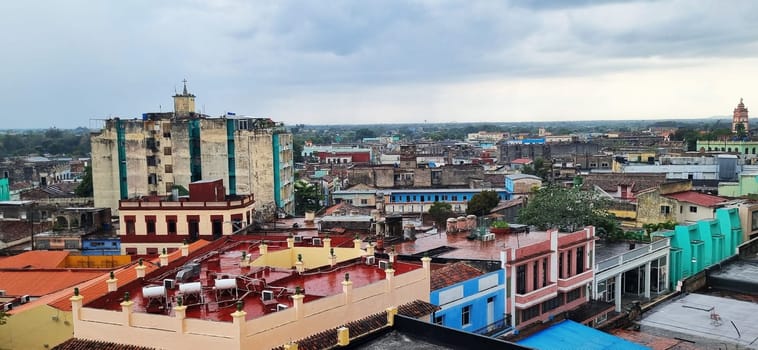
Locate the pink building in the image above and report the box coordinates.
[503,227,596,330]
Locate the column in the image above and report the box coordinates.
[323,237,332,249]
[259,244,268,255]
[367,243,375,256]
[385,267,395,294]
[386,306,398,326]
[173,305,187,333]
[121,299,134,327]
[231,308,247,346]
[526,262,534,292]
[135,261,146,279]
[342,276,354,304]
[292,293,305,320]
[287,237,295,248]
[337,327,350,346]
[615,272,623,312]
[353,238,363,252]
[644,262,651,299]
[106,277,118,293]
[159,252,169,267]
[70,289,83,321]
[181,243,189,257]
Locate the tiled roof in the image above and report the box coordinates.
[510,158,533,164]
[272,300,438,350]
[664,191,727,208]
[430,262,485,290]
[52,338,156,350]
[0,250,69,269]
[0,270,104,297]
[48,240,210,311]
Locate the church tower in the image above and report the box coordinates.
[173,79,196,116]
[732,98,749,134]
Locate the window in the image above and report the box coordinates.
[567,250,572,276]
[576,246,585,273]
[166,182,174,193]
[125,216,136,235]
[146,247,159,255]
[148,174,157,185]
[541,296,562,313]
[516,265,527,294]
[521,305,540,322]
[145,216,156,235]
[558,252,564,279]
[165,164,173,173]
[689,206,697,213]
[461,305,471,326]
[600,162,609,168]
[361,199,368,205]
[166,215,177,235]
[452,195,458,201]
[125,248,138,255]
[532,261,539,291]
[542,258,547,287]
[147,156,157,167]
[660,205,671,215]
[434,314,445,325]
[164,147,172,156]
[566,288,582,302]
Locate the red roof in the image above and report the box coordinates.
[430,262,484,290]
[510,158,533,165]
[664,191,727,208]
[0,270,105,297]
[0,250,69,269]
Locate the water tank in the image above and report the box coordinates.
[179,282,202,294]
[142,286,166,298]
[215,278,237,290]
[717,154,738,181]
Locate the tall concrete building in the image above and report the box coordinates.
[91,82,294,216]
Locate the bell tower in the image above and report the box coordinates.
[173,79,196,116]
[732,98,749,134]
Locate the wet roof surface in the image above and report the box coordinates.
[392,230,550,261]
[95,236,419,322]
[595,240,649,263]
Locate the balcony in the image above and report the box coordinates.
[557,269,593,292]
[514,283,557,308]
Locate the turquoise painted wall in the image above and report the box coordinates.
[0,178,9,201]
[655,207,743,290]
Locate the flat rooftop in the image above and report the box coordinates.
[639,293,758,348]
[707,258,758,289]
[392,230,550,261]
[90,236,420,322]
[595,240,649,263]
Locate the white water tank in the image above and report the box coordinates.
[142,286,166,298]
[179,282,202,294]
[215,278,236,290]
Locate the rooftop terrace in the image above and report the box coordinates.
[86,235,420,322]
[392,229,551,261]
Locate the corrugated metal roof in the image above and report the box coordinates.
[664,191,727,207]
[0,251,69,269]
[517,320,648,350]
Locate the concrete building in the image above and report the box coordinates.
[54,234,433,350]
[429,262,508,336]
[592,238,670,312]
[635,181,729,226]
[90,83,294,216]
[384,188,509,215]
[505,174,542,198]
[117,179,255,254]
[653,207,743,291]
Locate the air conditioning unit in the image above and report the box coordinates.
[276,303,288,311]
[378,260,390,270]
[312,238,322,246]
[51,315,59,322]
[164,279,175,289]
[294,235,303,243]
[0,290,5,296]
[365,256,376,265]
[21,295,30,304]
[483,233,495,241]
[3,303,12,312]
[261,290,274,302]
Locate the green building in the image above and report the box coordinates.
[654,207,743,290]
[0,178,9,201]
[696,140,758,155]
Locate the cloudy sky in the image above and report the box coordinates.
[2,0,758,129]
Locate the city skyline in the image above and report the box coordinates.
[2,0,757,129]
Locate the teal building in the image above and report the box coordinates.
[654,207,743,290]
[0,178,8,201]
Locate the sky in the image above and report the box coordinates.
[1,0,758,129]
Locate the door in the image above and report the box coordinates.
[487,296,495,329]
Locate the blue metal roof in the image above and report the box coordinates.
[517,320,649,350]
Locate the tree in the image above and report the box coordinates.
[517,184,617,233]
[75,166,93,197]
[465,191,500,216]
[521,157,550,181]
[294,179,322,216]
[428,201,453,226]
[735,122,748,140]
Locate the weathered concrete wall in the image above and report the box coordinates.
[91,128,120,212]
[199,119,230,189]
[171,120,193,193]
[440,165,483,187]
[413,168,431,187]
[249,132,275,208]
[636,190,679,225]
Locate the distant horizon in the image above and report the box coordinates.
[2,1,756,129]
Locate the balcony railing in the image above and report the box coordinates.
[471,317,513,337]
[557,269,593,291]
[514,283,557,307]
[595,238,670,273]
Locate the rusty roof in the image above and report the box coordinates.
[664,191,727,208]
[430,262,485,290]
[52,338,156,350]
[0,270,105,297]
[0,250,69,269]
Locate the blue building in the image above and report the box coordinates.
[385,188,509,214]
[81,236,121,256]
[429,262,510,336]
